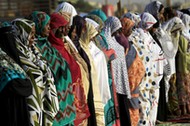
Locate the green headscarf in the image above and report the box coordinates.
[89,9,107,22]
[29,11,50,35]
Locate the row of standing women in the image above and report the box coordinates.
[1,1,190,126]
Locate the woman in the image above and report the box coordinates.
[0,25,32,126]
[129,12,161,126]
[121,17,145,126]
[28,11,77,126]
[176,14,190,115]
[144,0,165,23]
[12,18,59,126]
[102,16,131,126]
[48,13,90,126]
[55,2,77,26]
[162,17,184,117]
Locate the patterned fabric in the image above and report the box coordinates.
[144,0,163,18]
[89,9,107,22]
[129,12,161,125]
[64,37,90,125]
[0,48,26,92]
[55,2,77,26]
[49,13,85,125]
[120,17,134,37]
[122,12,141,28]
[29,11,50,35]
[12,18,59,126]
[103,16,131,97]
[30,11,76,125]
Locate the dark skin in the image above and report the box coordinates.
[55,24,70,38]
[28,26,35,47]
[41,21,50,37]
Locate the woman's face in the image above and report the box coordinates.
[41,21,50,37]
[28,26,35,47]
[55,24,70,38]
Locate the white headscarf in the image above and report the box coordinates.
[181,14,190,41]
[139,12,157,30]
[85,18,99,31]
[55,2,77,26]
[103,16,131,98]
[144,0,163,19]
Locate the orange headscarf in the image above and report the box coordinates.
[120,17,134,37]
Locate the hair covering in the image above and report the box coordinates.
[50,12,68,30]
[103,16,131,97]
[139,12,157,30]
[58,11,71,22]
[55,2,77,26]
[120,17,134,36]
[12,18,59,126]
[85,17,99,31]
[144,0,163,18]
[162,17,184,33]
[181,14,190,41]
[89,9,107,22]
[122,12,141,27]
[85,14,104,30]
[28,11,50,35]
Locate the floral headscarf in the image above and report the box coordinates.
[29,11,50,35]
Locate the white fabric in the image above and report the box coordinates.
[89,41,111,104]
[139,12,157,30]
[162,17,184,75]
[144,0,162,18]
[103,16,131,98]
[85,18,99,31]
[181,14,190,42]
[55,2,77,26]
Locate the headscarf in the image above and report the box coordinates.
[120,17,135,36]
[31,12,77,126]
[139,12,157,30]
[103,16,131,97]
[122,12,141,28]
[85,14,104,31]
[58,11,71,22]
[55,2,77,26]
[144,0,163,19]
[28,11,50,35]
[85,18,99,32]
[12,18,59,126]
[181,14,190,41]
[89,9,107,22]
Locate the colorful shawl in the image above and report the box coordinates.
[12,18,59,126]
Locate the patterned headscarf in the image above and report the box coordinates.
[139,12,157,30]
[103,16,131,97]
[12,18,59,126]
[29,11,50,35]
[122,12,141,28]
[85,14,104,31]
[120,17,134,36]
[144,0,163,19]
[55,2,77,26]
[89,9,107,22]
